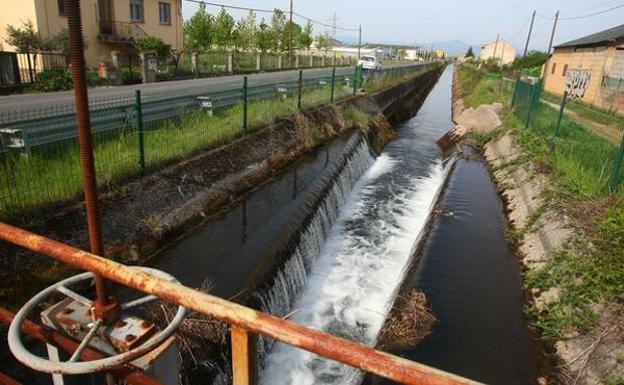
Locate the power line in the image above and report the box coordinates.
[292,11,359,31]
[537,3,624,21]
[184,0,360,31]
[184,0,273,13]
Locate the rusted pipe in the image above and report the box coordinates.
[0,373,22,385]
[0,307,162,385]
[0,223,481,385]
[65,0,109,309]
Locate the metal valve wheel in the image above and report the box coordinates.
[8,267,186,375]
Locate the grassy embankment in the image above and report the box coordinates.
[0,83,353,219]
[457,65,624,340]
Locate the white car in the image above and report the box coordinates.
[358,55,382,71]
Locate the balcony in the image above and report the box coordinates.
[98,21,148,44]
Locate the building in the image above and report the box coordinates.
[0,0,183,67]
[543,24,624,112]
[480,39,516,65]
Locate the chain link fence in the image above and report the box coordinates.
[510,76,624,193]
[0,63,434,219]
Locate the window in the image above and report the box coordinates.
[551,62,557,75]
[130,0,144,22]
[57,0,65,16]
[159,2,171,25]
[562,64,568,77]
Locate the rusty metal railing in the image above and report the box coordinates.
[0,222,482,385]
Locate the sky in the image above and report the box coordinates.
[181,0,624,52]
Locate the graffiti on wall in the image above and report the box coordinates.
[565,68,591,99]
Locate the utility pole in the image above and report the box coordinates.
[543,10,559,84]
[289,0,293,67]
[332,12,337,42]
[547,10,559,56]
[358,24,362,59]
[522,10,536,59]
[492,33,500,62]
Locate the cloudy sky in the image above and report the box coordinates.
[182,0,624,51]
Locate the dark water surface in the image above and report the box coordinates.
[370,103,540,385]
[151,135,350,298]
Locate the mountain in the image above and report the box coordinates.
[425,40,477,56]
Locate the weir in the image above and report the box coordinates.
[259,67,456,384]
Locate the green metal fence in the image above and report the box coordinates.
[510,77,624,192]
[0,63,432,219]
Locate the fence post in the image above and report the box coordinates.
[526,79,542,128]
[256,54,261,71]
[242,76,248,133]
[228,53,234,73]
[134,90,145,174]
[231,326,258,385]
[609,130,624,192]
[353,65,359,95]
[297,70,303,110]
[330,67,336,103]
[549,91,568,152]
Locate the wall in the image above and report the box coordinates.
[480,41,516,65]
[0,0,38,51]
[544,45,619,111]
[2,0,183,67]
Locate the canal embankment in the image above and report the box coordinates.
[449,64,624,385]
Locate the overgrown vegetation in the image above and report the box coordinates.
[458,64,624,340]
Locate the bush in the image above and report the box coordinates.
[121,67,142,84]
[33,69,72,92]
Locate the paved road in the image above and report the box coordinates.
[0,67,355,115]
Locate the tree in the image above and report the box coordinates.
[297,20,313,51]
[512,50,547,70]
[256,19,272,53]
[4,20,46,53]
[184,4,214,51]
[213,7,235,50]
[315,32,332,53]
[281,21,302,53]
[236,10,256,51]
[269,9,286,53]
[135,36,170,61]
[466,46,474,58]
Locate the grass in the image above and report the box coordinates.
[457,63,624,340]
[0,82,354,219]
[364,64,441,94]
[542,91,624,128]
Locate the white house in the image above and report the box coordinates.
[480,39,517,65]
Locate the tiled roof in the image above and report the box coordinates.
[555,23,624,48]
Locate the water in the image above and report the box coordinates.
[261,67,456,384]
[374,154,541,384]
[151,134,353,299]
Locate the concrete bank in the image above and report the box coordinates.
[0,65,446,309]
[449,66,624,385]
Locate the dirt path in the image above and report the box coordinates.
[541,99,623,146]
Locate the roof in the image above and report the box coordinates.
[555,23,624,48]
[481,39,515,50]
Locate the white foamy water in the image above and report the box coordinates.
[261,154,450,385]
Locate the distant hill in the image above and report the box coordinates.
[425,40,478,56]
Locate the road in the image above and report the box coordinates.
[0,67,356,115]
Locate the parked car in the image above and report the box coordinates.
[358,55,382,71]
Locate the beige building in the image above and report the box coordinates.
[544,24,624,113]
[480,39,516,65]
[0,0,183,67]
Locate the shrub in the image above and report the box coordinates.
[33,69,72,92]
[121,68,142,84]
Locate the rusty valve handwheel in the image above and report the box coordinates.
[8,267,186,375]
